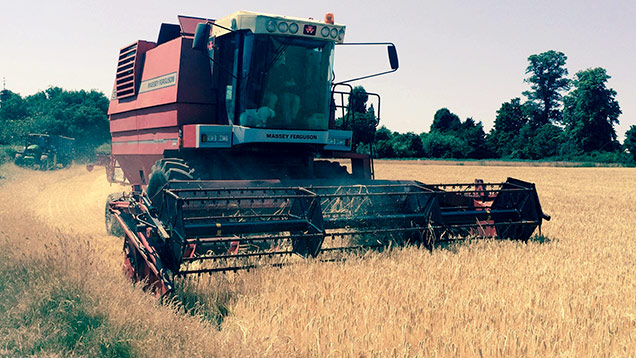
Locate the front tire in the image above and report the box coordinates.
[314,160,350,179]
[145,158,194,209]
[105,193,124,236]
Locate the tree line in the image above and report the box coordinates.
[2,50,636,165]
[343,50,636,163]
[0,87,110,161]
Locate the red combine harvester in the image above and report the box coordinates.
[105,11,550,296]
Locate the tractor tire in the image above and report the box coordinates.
[105,193,125,236]
[146,159,194,209]
[14,153,24,166]
[151,158,191,177]
[39,155,51,171]
[314,160,350,179]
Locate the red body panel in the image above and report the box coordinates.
[113,155,162,185]
[178,15,210,35]
[108,18,215,186]
[182,124,197,148]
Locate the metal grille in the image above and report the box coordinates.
[115,43,138,99]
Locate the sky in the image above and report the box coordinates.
[2,0,635,138]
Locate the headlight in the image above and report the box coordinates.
[320,27,330,37]
[289,23,299,33]
[266,20,277,32]
[330,28,338,39]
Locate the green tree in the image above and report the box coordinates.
[29,87,110,159]
[513,123,564,159]
[373,128,425,159]
[427,108,490,158]
[0,90,33,144]
[624,125,636,162]
[337,86,377,150]
[349,86,369,114]
[0,90,30,122]
[523,50,570,125]
[563,68,621,152]
[421,132,470,159]
[374,126,396,158]
[487,98,533,157]
[430,108,461,133]
[375,126,391,141]
[1,87,110,158]
[389,132,424,158]
[460,117,491,159]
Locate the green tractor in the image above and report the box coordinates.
[14,134,74,170]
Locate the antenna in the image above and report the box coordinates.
[0,77,6,107]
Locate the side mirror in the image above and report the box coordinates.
[333,42,399,85]
[192,23,211,51]
[388,45,399,70]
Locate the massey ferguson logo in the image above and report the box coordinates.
[266,133,318,140]
[139,73,177,94]
[303,25,316,36]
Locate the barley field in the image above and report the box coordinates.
[0,161,635,357]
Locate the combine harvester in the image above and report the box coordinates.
[104,11,550,295]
